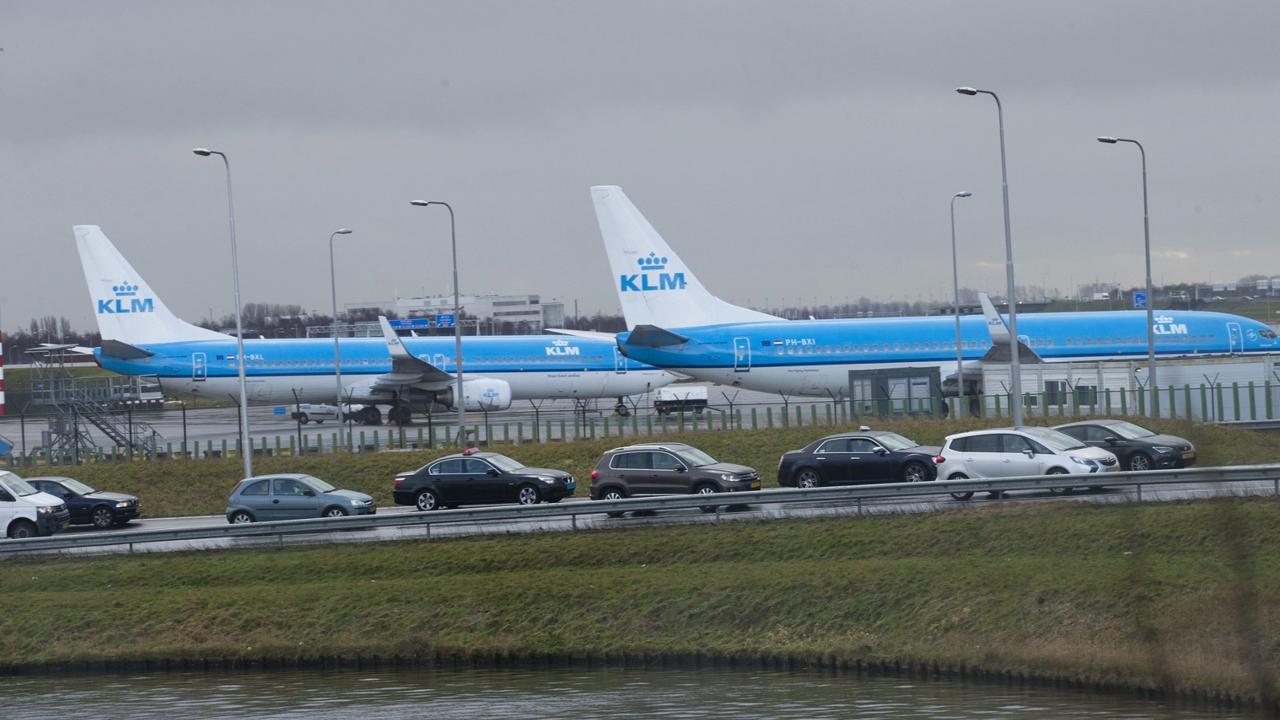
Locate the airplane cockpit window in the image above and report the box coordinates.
[1261,329,1277,339]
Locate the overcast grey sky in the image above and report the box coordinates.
[2,0,1278,331]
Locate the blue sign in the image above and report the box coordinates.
[273,406,287,415]
[1132,291,1148,309]
[390,318,432,330]
[435,314,456,328]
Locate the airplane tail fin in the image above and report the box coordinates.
[591,186,781,329]
[75,225,229,345]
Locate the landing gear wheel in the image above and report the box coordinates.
[614,403,631,417]
[361,406,383,426]
[948,473,973,501]
[389,405,413,426]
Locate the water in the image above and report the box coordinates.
[0,667,1249,719]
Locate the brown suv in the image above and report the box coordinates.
[589,442,760,515]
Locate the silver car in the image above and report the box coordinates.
[226,473,375,523]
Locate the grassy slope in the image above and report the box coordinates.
[1,499,1277,697]
[32,416,1280,518]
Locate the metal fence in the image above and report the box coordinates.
[2,463,1277,556]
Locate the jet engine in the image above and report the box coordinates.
[441,378,513,411]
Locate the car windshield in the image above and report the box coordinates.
[485,454,526,472]
[59,478,97,495]
[875,433,917,451]
[675,447,718,467]
[1021,427,1086,452]
[0,473,40,497]
[1104,421,1156,440]
[301,476,337,493]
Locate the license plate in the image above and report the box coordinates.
[1182,452,1194,460]
[1105,466,1119,472]
[751,481,761,490]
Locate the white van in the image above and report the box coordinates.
[0,471,71,539]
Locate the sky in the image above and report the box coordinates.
[2,0,1278,333]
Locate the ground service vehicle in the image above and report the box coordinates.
[653,386,709,415]
[777,430,941,487]
[590,443,759,516]
[939,427,1119,500]
[28,476,140,529]
[0,471,70,538]
[226,474,375,523]
[393,450,575,511]
[1053,419,1196,471]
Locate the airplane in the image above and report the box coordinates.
[590,185,1279,397]
[75,225,678,424]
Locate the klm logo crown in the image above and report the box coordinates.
[638,253,668,272]
[113,282,140,297]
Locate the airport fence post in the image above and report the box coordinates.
[1137,385,1146,416]
[993,394,1002,417]
[559,419,566,441]
[503,423,511,443]
[1266,381,1274,420]
[764,407,772,429]
[631,415,638,435]
[289,436,296,455]
[417,427,424,448]
[1120,391,1128,416]
[1231,382,1241,421]
[359,431,366,450]
[1217,383,1226,420]
[645,416,652,436]
[515,422,523,446]
[1103,388,1112,415]
[1248,381,1257,420]
[221,439,228,458]
[165,442,172,459]
[207,440,213,458]
[274,436,280,455]
[796,406,803,427]
[1183,385,1192,421]
[1199,385,1208,421]
[811,404,819,425]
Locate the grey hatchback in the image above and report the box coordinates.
[589,442,760,516]
[226,473,376,524]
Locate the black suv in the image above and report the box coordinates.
[28,476,141,529]
[589,443,760,515]
[777,430,941,487]
[1053,419,1196,471]
[393,450,575,511]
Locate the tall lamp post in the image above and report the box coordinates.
[409,200,467,445]
[329,228,353,448]
[1097,136,1158,416]
[950,191,972,417]
[957,86,1023,426]
[193,147,253,478]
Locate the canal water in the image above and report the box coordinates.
[0,667,1250,718]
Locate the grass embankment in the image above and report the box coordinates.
[2,499,1278,701]
[43,416,1280,518]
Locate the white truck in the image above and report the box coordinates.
[0,471,70,539]
[653,386,709,415]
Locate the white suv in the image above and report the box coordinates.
[938,426,1119,500]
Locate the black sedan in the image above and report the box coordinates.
[777,430,942,487]
[28,476,141,529]
[393,450,575,511]
[1053,419,1196,471]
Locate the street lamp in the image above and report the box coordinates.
[956,86,1023,425]
[193,147,253,478]
[1097,135,1158,416]
[409,200,467,445]
[329,228,353,448]
[950,191,972,418]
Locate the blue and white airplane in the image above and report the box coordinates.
[590,186,1278,397]
[76,225,677,424]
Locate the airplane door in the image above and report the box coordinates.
[614,348,627,374]
[191,353,207,382]
[733,337,751,372]
[1227,322,1243,354]
[433,353,449,371]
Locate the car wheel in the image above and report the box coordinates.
[901,461,930,483]
[1046,467,1072,495]
[517,484,542,505]
[947,473,973,501]
[91,506,116,530]
[228,510,254,524]
[600,488,626,518]
[7,520,37,539]
[415,489,440,512]
[323,506,349,518]
[298,413,310,424]
[695,483,721,513]
[1127,453,1152,472]
[316,419,325,424]
[795,469,822,489]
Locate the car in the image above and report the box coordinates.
[938,426,1119,500]
[226,473,375,523]
[1052,419,1196,471]
[290,403,341,424]
[777,430,941,487]
[589,442,760,516]
[0,471,70,538]
[27,476,141,529]
[393,449,575,511]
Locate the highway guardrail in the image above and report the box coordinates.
[2,463,1278,556]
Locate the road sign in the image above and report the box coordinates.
[435,313,456,328]
[1132,291,1147,309]
[390,318,432,330]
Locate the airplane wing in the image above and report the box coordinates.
[545,328,617,341]
[374,316,456,390]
